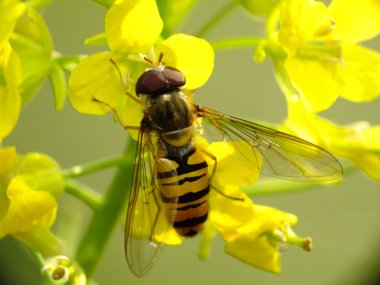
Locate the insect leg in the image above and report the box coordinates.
[199,148,218,180]
[210,185,244,201]
[150,187,163,243]
[109,58,143,105]
[200,148,244,202]
[92,97,140,130]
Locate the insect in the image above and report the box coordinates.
[97,55,342,277]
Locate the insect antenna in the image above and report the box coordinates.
[143,56,154,65]
[143,52,165,67]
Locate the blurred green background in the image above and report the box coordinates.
[2,0,380,284]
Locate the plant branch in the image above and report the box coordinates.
[243,164,356,196]
[211,37,264,51]
[195,1,238,38]
[75,139,137,278]
[63,156,126,179]
[64,180,102,210]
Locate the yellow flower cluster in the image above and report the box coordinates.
[68,0,310,273]
[0,147,64,256]
[277,0,380,111]
[251,0,380,180]
[0,1,66,258]
[0,0,24,141]
[0,0,65,142]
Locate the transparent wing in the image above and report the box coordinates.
[124,126,174,277]
[197,106,343,182]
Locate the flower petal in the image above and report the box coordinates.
[209,186,256,231]
[207,142,261,188]
[118,95,144,140]
[17,152,64,200]
[286,100,380,180]
[327,0,380,44]
[12,7,54,105]
[105,0,163,53]
[337,45,380,102]
[156,33,214,90]
[0,147,18,185]
[0,42,21,141]
[209,187,298,273]
[224,231,281,273]
[278,0,330,55]
[0,0,25,47]
[68,52,125,115]
[284,57,339,112]
[0,176,57,237]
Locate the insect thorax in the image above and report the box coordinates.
[146,90,194,147]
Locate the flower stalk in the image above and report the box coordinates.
[63,156,127,179]
[75,139,136,278]
[211,37,264,51]
[64,180,102,210]
[195,1,238,38]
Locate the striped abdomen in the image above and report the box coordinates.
[156,141,210,237]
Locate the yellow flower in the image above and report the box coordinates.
[130,140,308,273]
[0,147,64,256]
[285,99,380,180]
[41,255,86,285]
[208,186,302,273]
[274,0,380,112]
[201,142,309,273]
[68,0,309,273]
[68,0,214,136]
[0,0,24,141]
[0,0,64,141]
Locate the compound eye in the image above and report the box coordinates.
[135,70,166,95]
[162,67,186,88]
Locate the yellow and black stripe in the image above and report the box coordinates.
[156,143,210,237]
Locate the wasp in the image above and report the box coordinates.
[97,54,342,277]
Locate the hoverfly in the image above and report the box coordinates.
[99,54,342,277]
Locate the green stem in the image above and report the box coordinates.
[75,139,137,278]
[63,156,126,179]
[64,180,102,210]
[272,58,300,103]
[243,164,356,196]
[242,179,326,196]
[195,1,238,38]
[54,54,85,74]
[211,37,264,51]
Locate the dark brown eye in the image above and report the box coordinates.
[135,66,187,96]
[135,70,166,95]
[162,67,186,88]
